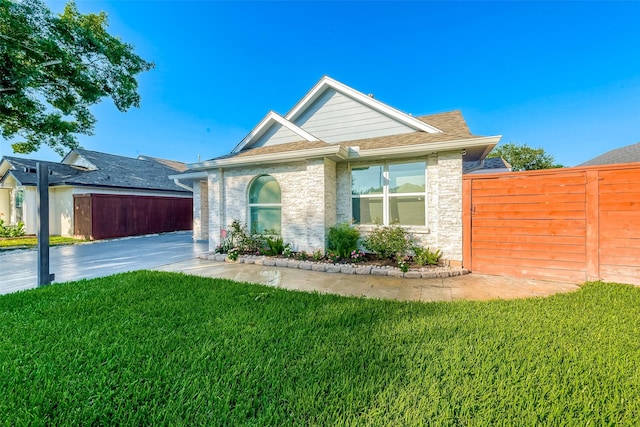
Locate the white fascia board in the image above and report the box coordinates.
[190,145,348,170]
[285,76,443,134]
[168,171,208,180]
[349,136,502,160]
[231,111,320,154]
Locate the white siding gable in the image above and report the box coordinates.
[251,122,306,148]
[63,152,96,170]
[293,88,415,143]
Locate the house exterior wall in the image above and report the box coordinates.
[338,152,463,265]
[192,180,209,241]
[253,123,302,148]
[207,160,337,253]
[22,187,37,235]
[0,188,11,224]
[207,151,464,264]
[0,181,191,236]
[293,89,415,143]
[49,187,74,236]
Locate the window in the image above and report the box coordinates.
[14,189,24,224]
[352,161,426,226]
[248,175,281,234]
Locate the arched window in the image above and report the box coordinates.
[248,175,281,234]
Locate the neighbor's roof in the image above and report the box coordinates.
[579,142,640,166]
[1,149,190,193]
[463,157,512,174]
[210,110,479,161]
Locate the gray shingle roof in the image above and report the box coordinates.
[463,157,512,174]
[1,150,189,193]
[579,142,640,166]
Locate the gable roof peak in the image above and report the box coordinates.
[285,76,443,134]
[232,110,320,154]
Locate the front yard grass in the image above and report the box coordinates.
[1,271,639,425]
[0,235,85,249]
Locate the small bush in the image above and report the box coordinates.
[223,220,266,254]
[327,223,360,259]
[265,236,285,256]
[362,225,413,260]
[413,246,442,266]
[312,250,323,262]
[0,216,25,238]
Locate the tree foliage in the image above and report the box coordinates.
[488,142,563,171]
[0,0,154,155]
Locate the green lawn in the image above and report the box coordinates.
[0,236,85,249]
[1,272,639,425]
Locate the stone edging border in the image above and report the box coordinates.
[199,253,470,279]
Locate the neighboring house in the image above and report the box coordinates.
[463,157,512,174]
[0,149,192,238]
[172,76,502,265]
[579,142,640,166]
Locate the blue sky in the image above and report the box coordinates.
[2,1,639,167]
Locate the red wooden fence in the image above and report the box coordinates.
[74,194,192,240]
[463,163,640,285]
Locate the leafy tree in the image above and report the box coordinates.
[0,0,154,155]
[488,142,563,171]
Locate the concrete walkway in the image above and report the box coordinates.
[155,258,581,302]
[1,230,580,301]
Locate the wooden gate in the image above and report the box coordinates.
[463,163,640,285]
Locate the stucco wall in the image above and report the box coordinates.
[49,187,74,236]
[0,189,11,224]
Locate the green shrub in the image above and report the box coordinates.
[362,225,413,260]
[312,250,323,262]
[223,220,266,254]
[265,236,285,256]
[413,246,442,266]
[0,218,25,238]
[327,223,360,258]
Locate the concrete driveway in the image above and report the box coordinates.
[0,231,208,295]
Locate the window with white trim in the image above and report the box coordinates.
[248,175,281,234]
[351,161,426,226]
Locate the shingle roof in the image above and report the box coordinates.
[1,150,190,193]
[463,157,512,174]
[1,157,85,186]
[210,110,482,161]
[579,142,640,166]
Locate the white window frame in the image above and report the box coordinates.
[351,161,427,227]
[248,175,282,235]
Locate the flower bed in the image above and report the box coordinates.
[200,252,469,279]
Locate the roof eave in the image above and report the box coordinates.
[168,171,208,180]
[188,145,349,170]
[347,136,502,161]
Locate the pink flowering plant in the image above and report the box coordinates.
[327,252,341,263]
[350,250,366,263]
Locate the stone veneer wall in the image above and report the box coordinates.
[194,180,209,241]
[207,160,336,253]
[335,152,463,265]
[207,151,463,263]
